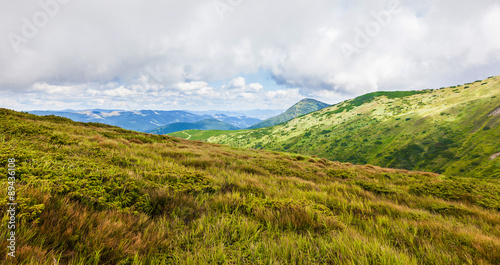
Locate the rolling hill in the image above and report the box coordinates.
[146,119,240,134]
[2,108,500,264]
[171,76,500,178]
[248,98,330,129]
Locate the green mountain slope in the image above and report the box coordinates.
[173,76,500,178]
[2,109,500,264]
[248,98,330,129]
[146,119,239,134]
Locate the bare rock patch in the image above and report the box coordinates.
[489,107,500,117]
[490,152,500,160]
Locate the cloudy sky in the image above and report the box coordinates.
[1,0,499,111]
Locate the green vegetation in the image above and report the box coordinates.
[249,98,330,129]
[1,109,500,264]
[330,90,429,115]
[182,76,500,178]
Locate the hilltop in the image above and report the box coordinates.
[1,108,500,264]
[248,98,330,129]
[171,76,500,178]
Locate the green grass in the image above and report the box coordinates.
[181,76,500,178]
[330,90,429,115]
[169,129,237,141]
[1,109,500,264]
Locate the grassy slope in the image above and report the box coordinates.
[179,76,500,178]
[1,109,500,264]
[146,119,239,135]
[248,98,330,129]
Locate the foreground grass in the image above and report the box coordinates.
[1,109,500,264]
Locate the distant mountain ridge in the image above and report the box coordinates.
[146,119,239,134]
[210,114,260,129]
[189,109,285,120]
[249,98,330,129]
[29,109,261,132]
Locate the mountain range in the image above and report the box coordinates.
[170,76,500,178]
[28,109,261,132]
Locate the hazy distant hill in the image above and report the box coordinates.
[172,76,500,178]
[189,109,285,120]
[29,110,261,132]
[146,119,240,134]
[209,114,261,128]
[249,98,330,129]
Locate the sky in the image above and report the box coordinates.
[1,0,500,111]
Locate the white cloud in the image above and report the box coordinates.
[0,78,305,111]
[240,93,258,100]
[0,0,499,110]
[175,81,210,92]
[248,83,263,91]
[266,89,302,100]
[102,86,136,97]
[228,77,246,89]
[31,82,85,95]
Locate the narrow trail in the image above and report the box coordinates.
[182,131,192,140]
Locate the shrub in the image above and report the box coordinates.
[148,190,202,221]
[356,180,397,195]
[236,165,267,175]
[129,138,144,144]
[326,168,356,179]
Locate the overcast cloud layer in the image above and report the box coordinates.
[1,0,500,111]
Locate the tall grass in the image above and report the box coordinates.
[0,108,500,264]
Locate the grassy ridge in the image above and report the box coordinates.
[177,76,500,178]
[1,109,500,264]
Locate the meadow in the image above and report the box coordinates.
[1,109,500,264]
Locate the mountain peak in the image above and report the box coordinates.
[298,98,325,103]
[249,98,330,129]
